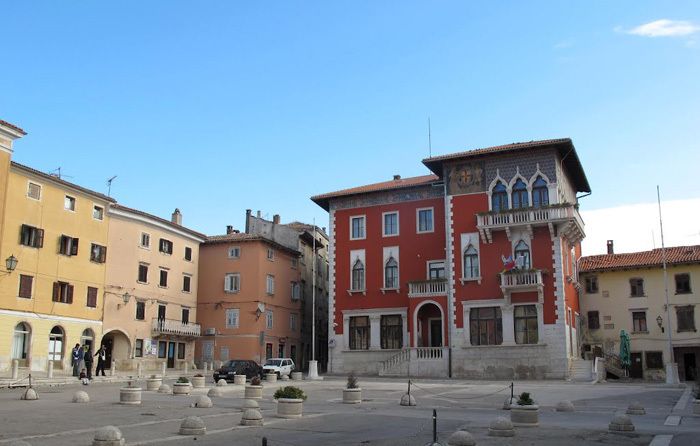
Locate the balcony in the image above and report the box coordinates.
[499,270,544,302]
[408,279,447,298]
[152,318,201,338]
[476,203,584,244]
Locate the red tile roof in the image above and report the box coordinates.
[205,232,301,255]
[0,119,27,136]
[311,174,439,211]
[580,245,700,272]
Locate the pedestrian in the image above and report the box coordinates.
[83,345,94,380]
[71,343,83,377]
[79,368,89,385]
[95,345,107,377]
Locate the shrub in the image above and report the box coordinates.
[516,392,534,406]
[250,376,262,386]
[274,386,307,401]
[346,372,359,389]
[176,377,190,384]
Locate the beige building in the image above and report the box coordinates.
[104,205,205,371]
[580,242,700,381]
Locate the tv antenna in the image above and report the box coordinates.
[428,117,432,158]
[49,167,73,179]
[107,175,118,197]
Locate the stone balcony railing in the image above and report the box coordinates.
[499,270,544,302]
[476,203,584,243]
[408,279,447,298]
[152,318,201,337]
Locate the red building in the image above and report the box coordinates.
[312,139,590,379]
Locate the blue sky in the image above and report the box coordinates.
[2,1,699,240]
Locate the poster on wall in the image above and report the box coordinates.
[150,339,158,356]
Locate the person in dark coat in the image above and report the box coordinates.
[95,346,107,377]
[71,344,83,377]
[83,345,94,379]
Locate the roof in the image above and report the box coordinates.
[205,232,301,256]
[580,245,700,273]
[0,119,27,136]
[422,138,591,193]
[11,161,116,203]
[110,203,207,240]
[311,174,440,211]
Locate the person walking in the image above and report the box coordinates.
[95,345,107,377]
[71,343,83,377]
[83,345,94,380]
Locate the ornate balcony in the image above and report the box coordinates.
[152,318,201,338]
[476,203,584,244]
[499,270,544,302]
[408,279,447,298]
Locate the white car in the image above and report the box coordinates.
[262,358,295,377]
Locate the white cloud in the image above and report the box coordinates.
[623,19,700,37]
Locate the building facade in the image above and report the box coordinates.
[580,243,700,381]
[312,139,590,379]
[103,205,205,371]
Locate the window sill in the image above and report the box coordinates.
[631,331,649,335]
[460,277,482,285]
[224,290,240,294]
[182,290,191,294]
[677,329,697,333]
[349,237,366,241]
[380,287,400,294]
[675,291,692,295]
[347,289,367,296]
[139,246,151,250]
[630,295,647,298]
[158,285,169,289]
[137,281,149,285]
[416,230,434,234]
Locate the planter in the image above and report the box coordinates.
[510,405,539,427]
[191,376,206,388]
[291,371,303,381]
[265,373,278,383]
[233,375,246,385]
[693,399,700,415]
[276,398,303,418]
[173,383,192,395]
[343,388,362,404]
[119,387,142,405]
[146,378,162,391]
[244,385,263,400]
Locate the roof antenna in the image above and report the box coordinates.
[107,175,118,197]
[428,117,432,158]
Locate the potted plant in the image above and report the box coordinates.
[191,373,206,388]
[274,386,307,418]
[173,376,192,395]
[146,374,162,391]
[119,380,142,405]
[693,382,700,415]
[245,376,263,399]
[510,392,539,427]
[342,372,362,404]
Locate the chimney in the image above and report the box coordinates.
[393,174,401,181]
[245,209,252,233]
[226,225,234,235]
[171,208,182,225]
[607,240,614,255]
[257,210,261,218]
[273,214,281,225]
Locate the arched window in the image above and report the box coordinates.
[81,329,94,350]
[491,181,508,211]
[384,257,399,289]
[514,241,531,270]
[48,326,64,362]
[12,323,30,360]
[532,176,549,207]
[351,259,365,291]
[463,245,479,279]
[511,179,529,209]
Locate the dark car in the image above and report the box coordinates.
[213,359,263,382]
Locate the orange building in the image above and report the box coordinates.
[195,229,302,366]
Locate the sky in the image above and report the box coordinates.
[2,1,699,256]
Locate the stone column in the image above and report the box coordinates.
[137,361,143,377]
[536,304,545,344]
[161,361,167,378]
[111,360,117,376]
[203,362,208,373]
[501,305,515,346]
[401,313,409,348]
[183,361,189,374]
[463,306,472,346]
[369,314,381,349]
[47,360,54,379]
[343,315,350,350]
[11,359,19,380]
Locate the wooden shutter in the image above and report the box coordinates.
[36,228,44,248]
[100,246,107,263]
[71,238,79,256]
[87,287,97,307]
[19,275,33,298]
[52,282,60,302]
[19,225,27,245]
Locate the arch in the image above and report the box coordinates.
[351,259,365,291]
[81,328,95,350]
[490,181,509,212]
[514,240,531,269]
[48,325,65,362]
[12,322,31,364]
[511,178,529,209]
[528,163,552,186]
[413,300,445,347]
[384,257,398,289]
[531,175,549,207]
[101,329,131,368]
[487,170,509,211]
[463,244,479,279]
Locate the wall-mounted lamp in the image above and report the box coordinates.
[118,292,131,309]
[656,315,664,333]
[5,254,18,273]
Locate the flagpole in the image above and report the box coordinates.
[657,185,679,384]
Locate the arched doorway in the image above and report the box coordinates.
[48,326,65,367]
[101,330,130,369]
[414,302,444,347]
[12,322,31,366]
[81,329,95,350]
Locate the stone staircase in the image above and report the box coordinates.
[379,349,410,376]
[603,352,630,381]
[378,347,448,378]
[569,359,594,381]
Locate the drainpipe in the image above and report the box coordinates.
[443,178,454,379]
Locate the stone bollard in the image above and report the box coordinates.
[179,416,206,436]
[217,379,227,387]
[161,362,167,378]
[233,375,246,385]
[193,395,213,408]
[265,373,277,383]
[208,387,223,398]
[119,386,142,405]
[72,391,90,403]
[488,417,515,437]
[291,371,303,381]
[241,399,260,411]
[47,360,54,379]
[400,393,417,406]
[556,400,575,412]
[241,408,264,426]
[281,374,290,381]
[203,362,208,374]
[21,388,38,401]
[12,359,19,380]
[447,429,476,446]
[158,384,171,394]
[92,426,125,446]
[110,360,116,377]
[609,414,635,432]
[626,401,646,415]
[183,362,189,375]
[136,362,143,378]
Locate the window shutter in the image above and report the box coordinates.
[37,228,44,248]
[52,282,59,301]
[19,275,32,298]
[19,225,27,244]
[101,246,107,263]
[71,238,79,256]
[67,284,74,303]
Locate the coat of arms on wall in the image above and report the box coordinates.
[447,162,485,195]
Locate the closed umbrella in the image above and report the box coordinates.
[619,329,631,370]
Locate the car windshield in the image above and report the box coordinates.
[265,359,282,366]
[225,360,242,368]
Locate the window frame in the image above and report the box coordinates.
[135,301,146,321]
[184,246,192,262]
[182,274,192,293]
[266,310,274,329]
[224,273,240,293]
[140,232,151,249]
[416,207,434,234]
[20,224,44,248]
[428,260,446,280]
[514,240,531,270]
[630,278,645,297]
[587,311,600,330]
[266,274,275,295]
[351,259,365,291]
[52,281,74,304]
[135,339,144,358]
[349,316,370,350]
[64,195,76,212]
[228,246,241,259]
[349,215,366,240]
[380,314,403,349]
[86,286,98,308]
[27,181,42,201]
[137,263,149,284]
[92,204,104,221]
[289,313,297,331]
[90,243,107,263]
[675,273,691,294]
[645,351,664,369]
[585,275,599,294]
[384,256,399,289]
[531,176,549,208]
[632,311,648,333]
[382,211,399,237]
[159,268,169,288]
[159,238,173,255]
[18,274,34,299]
[676,305,696,332]
[514,305,538,345]
[225,308,240,328]
[469,306,503,346]
[511,179,529,209]
[462,245,479,280]
[491,181,509,211]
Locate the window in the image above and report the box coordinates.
[159,269,168,287]
[630,278,645,297]
[380,315,403,349]
[64,195,76,211]
[291,282,301,301]
[267,248,274,260]
[384,257,399,289]
[18,275,33,299]
[291,258,298,269]
[350,216,365,239]
[135,301,145,320]
[511,179,529,209]
[290,313,297,331]
[463,245,479,279]
[20,224,44,248]
[48,326,64,361]
[351,259,365,291]
[135,339,143,358]
[92,205,104,220]
[532,176,549,207]
[587,311,600,329]
[12,323,30,360]
[349,316,370,350]
[383,212,399,236]
[514,305,538,344]
[86,287,98,308]
[228,247,240,258]
[470,307,503,346]
[158,341,167,358]
[585,275,599,294]
[677,305,696,332]
[27,182,41,200]
[182,275,191,292]
[266,274,275,294]
[181,308,190,324]
[417,208,434,233]
[59,235,79,256]
[266,310,274,329]
[52,281,74,304]
[138,264,149,283]
[632,311,647,333]
[514,240,531,269]
[226,309,239,328]
[184,246,192,261]
[266,343,273,359]
[645,351,664,369]
[491,181,508,211]
[177,343,185,359]
[225,273,240,293]
[428,261,445,280]
[159,238,173,255]
[140,232,150,248]
[90,243,107,263]
[675,273,691,294]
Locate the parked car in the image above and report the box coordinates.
[262,358,295,377]
[213,359,263,382]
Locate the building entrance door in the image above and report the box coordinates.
[629,352,643,379]
[684,353,697,381]
[429,319,442,347]
[167,342,176,368]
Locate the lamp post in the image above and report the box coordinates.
[5,254,18,272]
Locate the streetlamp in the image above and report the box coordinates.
[5,254,18,273]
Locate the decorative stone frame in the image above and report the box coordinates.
[342,308,408,351]
[413,300,445,348]
[461,299,545,347]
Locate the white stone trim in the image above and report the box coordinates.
[341,307,408,351]
[382,246,400,290]
[416,207,435,234]
[413,300,445,347]
[486,169,509,211]
[381,210,400,237]
[349,214,366,240]
[0,309,103,326]
[460,232,481,283]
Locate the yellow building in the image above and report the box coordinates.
[0,120,114,374]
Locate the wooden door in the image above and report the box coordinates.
[630,352,643,379]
